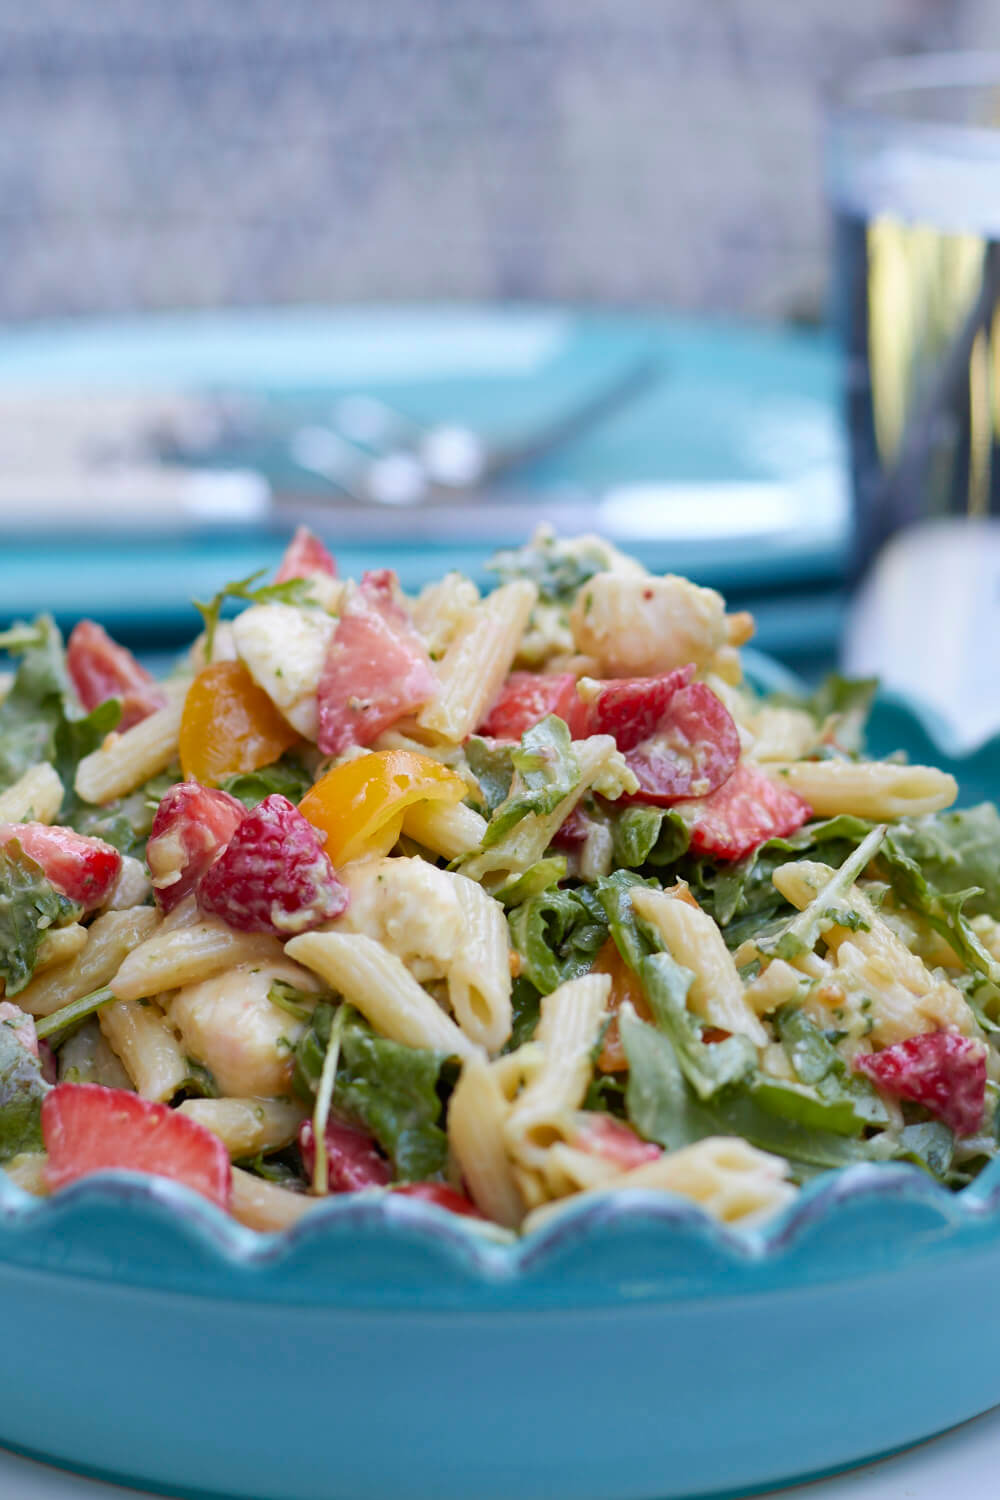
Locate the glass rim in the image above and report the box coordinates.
[831,50,1000,153]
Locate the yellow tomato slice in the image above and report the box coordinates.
[299,749,467,866]
[179,661,300,786]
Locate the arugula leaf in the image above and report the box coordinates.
[464,738,514,816]
[35,986,115,1043]
[508,888,607,994]
[774,1004,887,1128]
[888,807,1000,919]
[486,532,609,605]
[757,825,886,962]
[219,755,314,809]
[193,570,321,659]
[0,1019,48,1162]
[294,1005,448,1181]
[495,858,567,908]
[621,1004,715,1151]
[0,844,79,996]
[0,616,73,794]
[481,717,579,849]
[587,870,660,972]
[63,767,181,859]
[53,699,122,792]
[639,952,757,1100]
[505,976,543,1053]
[895,1121,955,1180]
[610,804,691,869]
[877,832,1000,990]
[267,979,317,1023]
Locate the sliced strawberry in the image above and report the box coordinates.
[675,762,811,861]
[197,793,348,937]
[147,781,246,914]
[67,620,167,732]
[317,569,437,756]
[478,672,580,740]
[393,1182,486,1218]
[0,823,121,909]
[853,1033,987,1138]
[299,1115,393,1192]
[275,525,337,583]
[575,668,692,751]
[574,671,740,803]
[550,803,591,851]
[572,1112,662,1169]
[42,1083,232,1210]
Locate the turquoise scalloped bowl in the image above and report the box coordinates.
[3,679,1000,1500]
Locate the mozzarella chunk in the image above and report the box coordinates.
[168,959,321,1097]
[333,857,464,981]
[232,602,336,740]
[568,572,732,677]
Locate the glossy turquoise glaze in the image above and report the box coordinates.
[2,688,999,1500]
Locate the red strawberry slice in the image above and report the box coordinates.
[67,620,167,732]
[42,1083,232,1210]
[317,569,436,755]
[574,671,740,804]
[0,823,121,909]
[853,1033,987,1138]
[675,762,811,861]
[147,781,247,914]
[572,1112,662,1169]
[478,672,580,740]
[274,525,337,583]
[393,1182,486,1218]
[299,1115,393,1192]
[197,793,349,937]
[575,668,693,751]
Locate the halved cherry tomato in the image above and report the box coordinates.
[478,672,580,740]
[179,661,300,786]
[572,1113,661,1169]
[393,1182,485,1218]
[299,749,467,866]
[591,936,652,1073]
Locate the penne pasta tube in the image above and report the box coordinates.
[176,1097,306,1159]
[447,877,512,1054]
[285,931,481,1059]
[629,886,768,1045]
[417,580,537,742]
[401,799,487,860]
[447,1056,525,1228]
[0,762,64,823]
[74,677,189,804]
[761,758,957,820]
[99,997,190,1101]
[111,919,284,1003]
[33,924,89,974]
[504,973,610,1169]
[3,1151,48,1195]
[16,906,161,1018]
[230,1167,320,1232]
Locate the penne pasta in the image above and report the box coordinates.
[447,877,512,1054]
[99,997,190,1102]
[285,931,482,1059]
[761,758,958,819]
[230,1167,320,1232]
[416,580,537,742]
[73,677,189,804]
[0,762,63,823]
[447,1056,525,1228]
[16,906,161,1018]
[401,798,487,860]
[176,1097,306,1158]
[111,919,285,1003]
[629,886,768,1045]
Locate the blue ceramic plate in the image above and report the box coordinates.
[1,674,999,1500]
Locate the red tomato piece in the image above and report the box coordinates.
[572,1113,662,1169]
[42,1083,232,1210]
[274,525,337,583]
[676,762,811,862]
[478,672,580,740]
[317,569,436,756]
[549,803,591,851]
[299,1116,393,1192]
[575,668,692,751]
[146,781,247,913]
[67,620,166,732]
[393,1182,486,1218]
[0,823,121,909]
[197,793,349,937]
[853,1033,987,1138]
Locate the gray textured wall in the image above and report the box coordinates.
[0,1,991,322]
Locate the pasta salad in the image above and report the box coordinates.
[0,525,997,1236]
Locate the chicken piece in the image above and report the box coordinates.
[168,959,322,1098]
[568,572,750,679]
